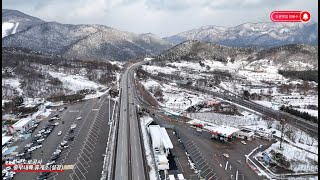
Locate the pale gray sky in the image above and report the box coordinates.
[3,0,318,37]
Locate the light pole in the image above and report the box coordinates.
[280,119,285,149]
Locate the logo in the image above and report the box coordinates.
[270,11,311,22]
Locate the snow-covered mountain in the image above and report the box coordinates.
[2,9,173,61]
[2,9,44,38]
[164,22,318,48]
[156,40,318,71]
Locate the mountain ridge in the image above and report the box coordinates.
[164,22,318,47]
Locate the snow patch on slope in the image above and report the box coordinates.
[48,71,105,92]
[2,22,15,38]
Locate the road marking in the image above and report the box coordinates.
[69,110,80,113]
[236,170,239,180]
[92,109,99,111]
[63,164,75,170]
[225,161,229,171]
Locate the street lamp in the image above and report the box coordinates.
[280,119,285,149]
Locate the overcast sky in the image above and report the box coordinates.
[3,0,318,37]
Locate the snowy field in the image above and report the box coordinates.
[262,141,318,173]
[49,71,105,92]
[140,78,212,112]
[2,78,23,95]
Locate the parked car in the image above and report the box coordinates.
[34,144,43,149]
[70,124,77,129]
[76,117,82,120]
[223,153,229,158]
[25,143,33,148]
[62,145,69,149]
[58,131,62,136]
[241,141,246,145]
[53,150,61,155]
[37,138,45,143]
[51,154,59,161]
[60,141,68,146]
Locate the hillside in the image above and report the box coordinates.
[156,41,318,71]
[164,22,318,48]
[2,47,122,100]
[2,9,173,61]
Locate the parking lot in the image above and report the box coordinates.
[4,95,114,180]
[152,113,274,180]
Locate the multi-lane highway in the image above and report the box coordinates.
[113,62,147,180]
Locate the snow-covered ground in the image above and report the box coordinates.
[2,78,23,95]
[142,65,177,75]
[142,60,317,119]
[141,78,212,112]
[262,141,318,173]
[49,71,105,92]
[2,22,18,38]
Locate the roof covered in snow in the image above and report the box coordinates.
[207,125,239,136]
[2,136,13,145]
[160,127,173,149]
[12,117,33,128]
[149,125,162,148]
[149,125,173,150]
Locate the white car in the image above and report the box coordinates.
[241,141,246,145]
[39,129,45,133]
[44,130,52,134]
[25,143,33,148]
[35,144,43,149]
[60,140,68,146]
[28,147,36,152]
[5,167,11,171]
[53,149,61,155]
[54,122,59,126]
[223,153,229,158]
[50,117,61,120]
[76,117,82,120]
[46,161,55,166]
[35,133,42,137]
[58,108,64,112]
[70,124,77,129]
[58,131,62,136]
[62,145,69,149]
[15,152,25,157]
[37,138,45,143]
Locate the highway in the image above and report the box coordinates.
[113,62,147,180]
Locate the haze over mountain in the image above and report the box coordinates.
[2,9,173,61]
[164,22,318,48]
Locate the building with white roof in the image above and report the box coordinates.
[2,136,13,145]
[207,125,239,142]
[12,117,33,133]
[148,125,174,171]
[149,125,173,156]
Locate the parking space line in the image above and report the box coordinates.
[175,158,184,172]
